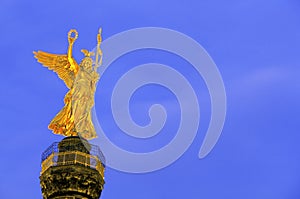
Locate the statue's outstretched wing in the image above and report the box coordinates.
[34,51,79,88]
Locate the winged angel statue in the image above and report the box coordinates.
[34,29,103,140]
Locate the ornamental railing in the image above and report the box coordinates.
[41,150,105,178]
[41,141,106,165]
[41,139,105,177]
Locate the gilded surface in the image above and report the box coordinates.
[34,29,103,139]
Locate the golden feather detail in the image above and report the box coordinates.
[33,51,78,89]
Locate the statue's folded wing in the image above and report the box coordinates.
[34,51,79,89]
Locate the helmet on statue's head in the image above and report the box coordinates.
[80,49,94,70]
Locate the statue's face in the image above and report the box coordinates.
[80,57,93,70]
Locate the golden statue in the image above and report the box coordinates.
[34,29,103,140]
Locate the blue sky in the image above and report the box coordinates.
[0,0,300,198]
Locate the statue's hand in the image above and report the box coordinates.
[68,37,75,44]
